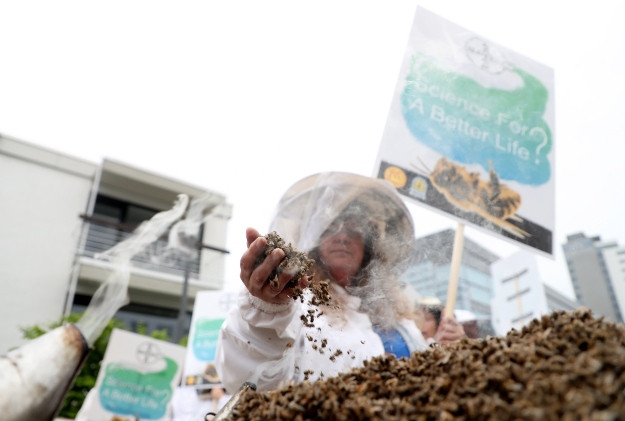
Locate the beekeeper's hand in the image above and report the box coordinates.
[240,227,309,304]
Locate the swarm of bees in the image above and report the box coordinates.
[413,157,529,239]
[226,309,625,420]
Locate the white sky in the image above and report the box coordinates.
[2,1,625,299]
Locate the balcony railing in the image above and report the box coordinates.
[79,215,200,279]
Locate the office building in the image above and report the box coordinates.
[402,228,499,319]
[404,229,580,336]
[563,233,624,323]
[491,251,579,335]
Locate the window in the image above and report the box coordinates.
[93,195,159,229]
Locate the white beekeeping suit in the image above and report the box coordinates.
[216,172,427,393]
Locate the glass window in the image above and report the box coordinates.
[93,195,158,229]
[126,205,158,227]
[93,201,123,223]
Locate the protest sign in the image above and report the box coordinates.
[374,7,555,256]
[76,329,186,420]
[181,290,238,390]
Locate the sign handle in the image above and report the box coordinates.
[445,222,465,317]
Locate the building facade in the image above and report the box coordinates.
[404,229,580,337]
[402,229,499,320]
[491,250,579,335]
[563,232,624,323]
[0,134,232,352]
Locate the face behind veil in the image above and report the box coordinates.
[268,172,417,327]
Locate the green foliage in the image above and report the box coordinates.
[20,314,186,419]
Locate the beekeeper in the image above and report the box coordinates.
[215,172,465,392]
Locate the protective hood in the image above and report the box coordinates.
[268,172,417,327]
[269,171,415,263]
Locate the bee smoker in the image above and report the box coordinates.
[0,323,89,421]
[211,382,257,421]
[0,195,192,421]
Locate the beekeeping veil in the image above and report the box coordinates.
[268,172,416,327]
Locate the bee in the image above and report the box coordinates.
[413,157,529,239]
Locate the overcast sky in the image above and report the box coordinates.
[2,1,624,300]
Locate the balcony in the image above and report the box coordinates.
[79,215,200,280]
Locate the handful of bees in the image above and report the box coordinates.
[256,231,315,292]
[256,231,333,333]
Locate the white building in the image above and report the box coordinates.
[491,250,579,335]
[563,233,625,323]
[0,134,232,353]
[602,242,625,320]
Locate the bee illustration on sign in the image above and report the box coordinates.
[412,157,529,239]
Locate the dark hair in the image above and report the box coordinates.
[423,305,443,327]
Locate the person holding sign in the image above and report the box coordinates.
[413,296,467,345]
[215,172,465,392]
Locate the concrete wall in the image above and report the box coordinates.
[200,202,232,288]
[490,251,549,335]
[601,244,625,322]
[0,137,95,352]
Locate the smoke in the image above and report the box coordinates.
[76,193,220,346]
[165,193,222,260]
[347,250,415,330]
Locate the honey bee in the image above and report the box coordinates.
[412,157,529,239]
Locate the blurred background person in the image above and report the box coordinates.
[413,296,467,345]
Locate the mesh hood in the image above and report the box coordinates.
[269,172,415,260]
[268,172,417,327]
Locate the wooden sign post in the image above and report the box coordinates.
[445,223,465,317]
